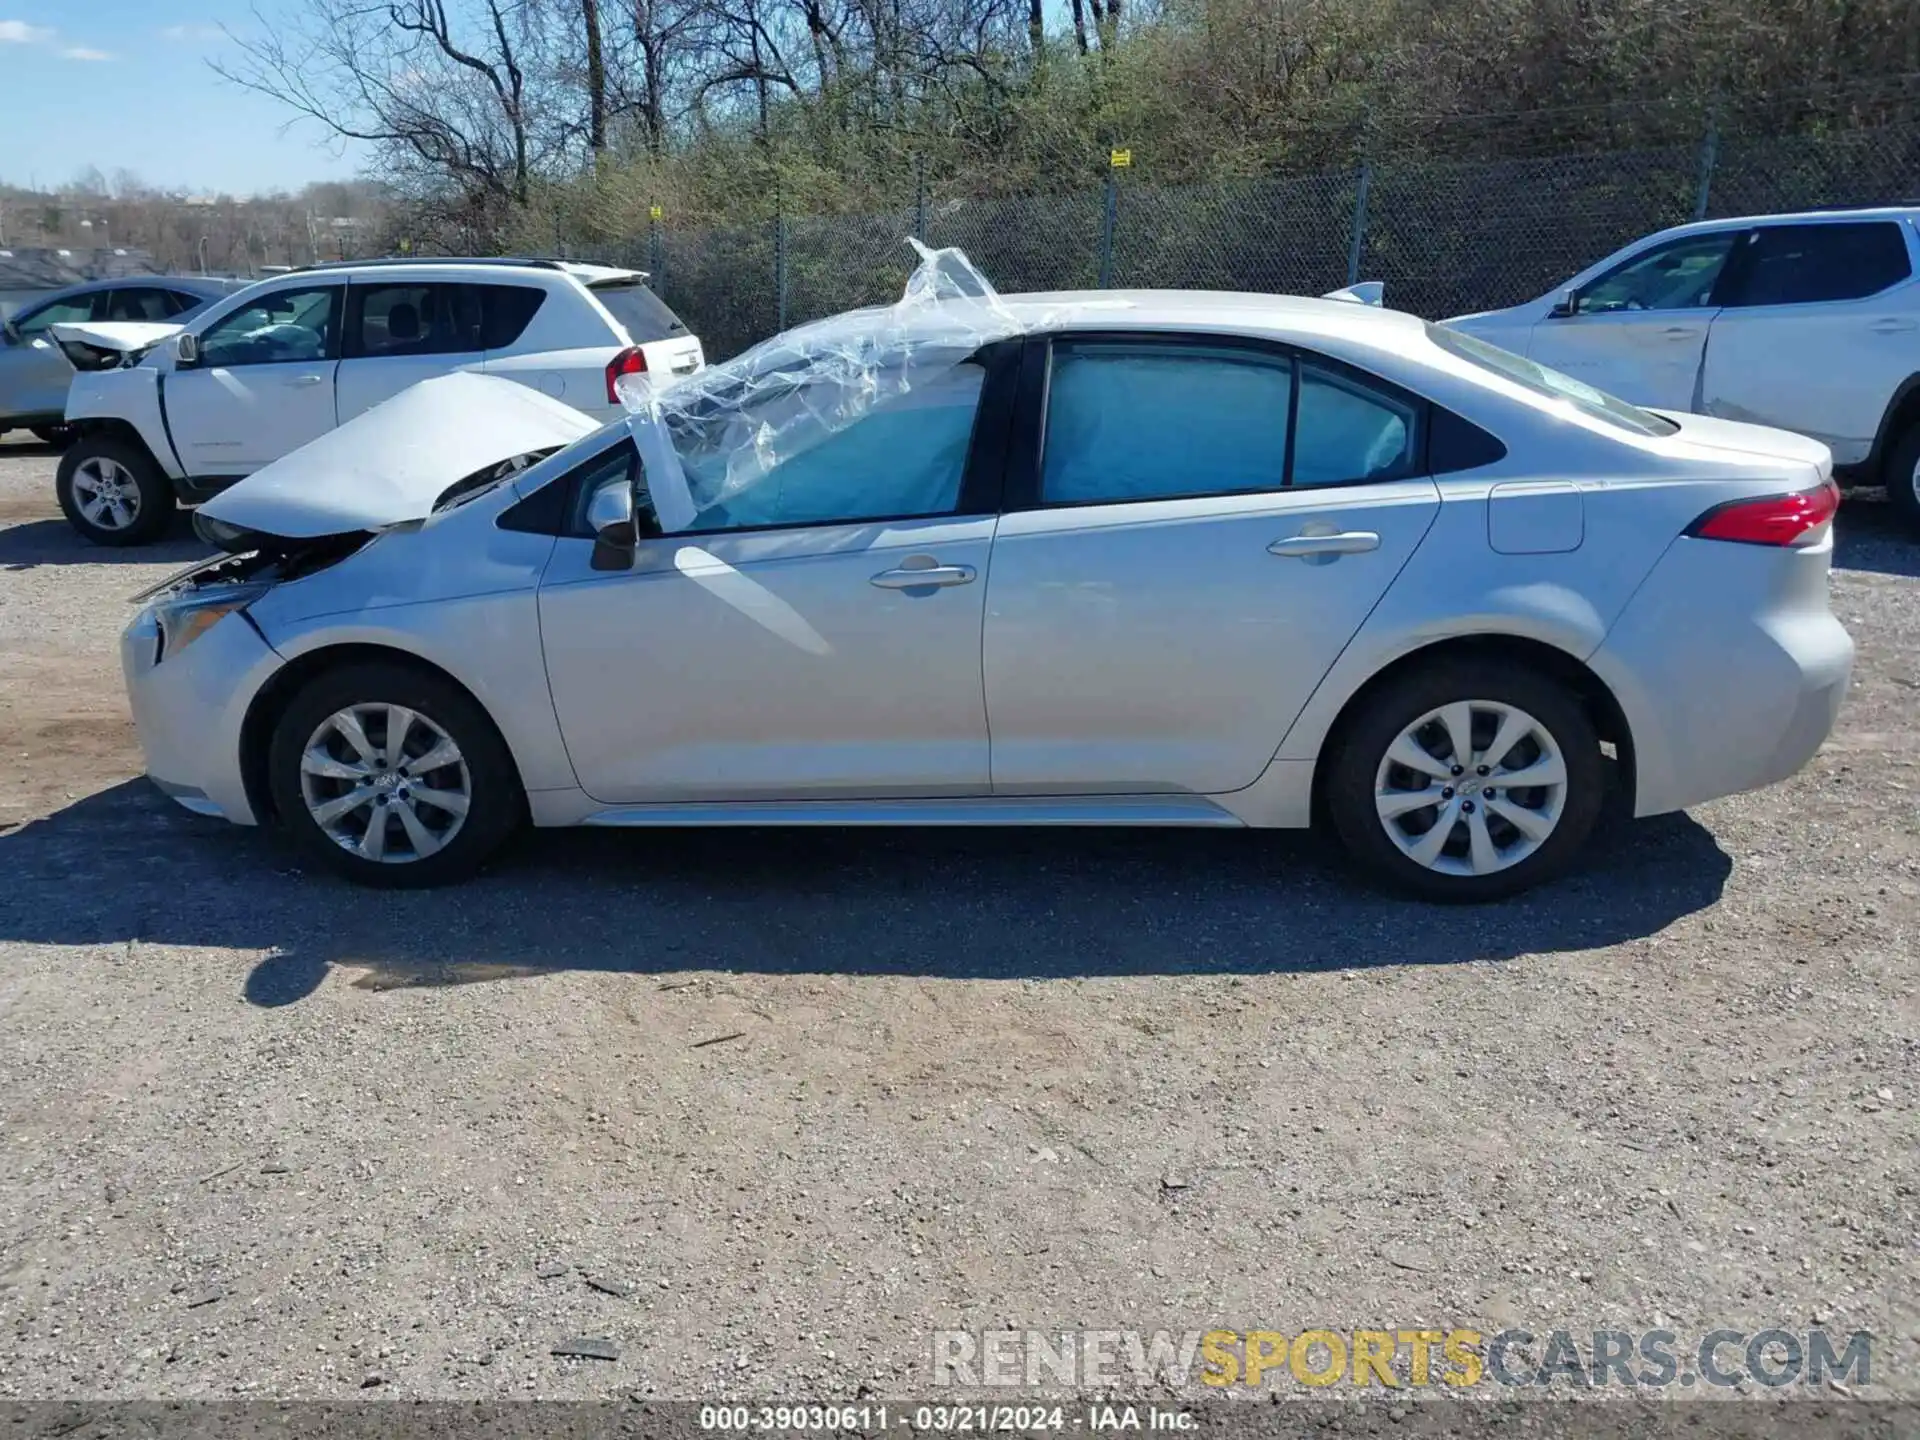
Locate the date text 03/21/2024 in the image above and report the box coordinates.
[698,1406,1198,1432]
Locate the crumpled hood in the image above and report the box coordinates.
[48,320,185,354]
[197,371,600,539]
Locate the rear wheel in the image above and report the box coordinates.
[56,435,174,546]
[267,661,524,888]
[1326,658,1606,902]
[1886,422,1920,537]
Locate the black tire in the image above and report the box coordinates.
[267,661,524,888]
[1885,422,1920,538]
[1325,657,1607,903]
[55,434,175,546]
[30,423,76,449]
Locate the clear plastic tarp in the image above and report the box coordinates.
[619,241,1040,534]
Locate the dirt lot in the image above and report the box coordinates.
[0,432,1915,1403]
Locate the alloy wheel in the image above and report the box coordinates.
[70,456,141,531]
[299,703,472,863]
[1373,699,1568,877]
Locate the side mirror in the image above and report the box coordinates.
[587,480,658,571]
[1547,288,1578,319]
[172,332,200,366]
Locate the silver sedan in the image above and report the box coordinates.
[118,281,1852,901]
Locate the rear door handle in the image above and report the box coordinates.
[1268,531,1381,559]
[1661,326,1697,339]
[871,561,976,589]
[287,373,327,387]
[1870,318,1917,334]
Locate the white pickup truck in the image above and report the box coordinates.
[1446,206,1920,534]
[51,256,703,545]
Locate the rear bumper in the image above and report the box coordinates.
[121,605,282,825]
[1590,537,1853,817]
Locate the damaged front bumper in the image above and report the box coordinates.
[121,597,284,826]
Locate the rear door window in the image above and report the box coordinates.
[103,288,175,322]
[1724,222,1913,307]
[349,283,483,357]
[590,280,690,342]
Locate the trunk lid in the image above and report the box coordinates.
[1647,409,1834,477]
[195,370,600,542]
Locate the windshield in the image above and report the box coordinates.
[591,281,689,342]
[1426,323,1679,437]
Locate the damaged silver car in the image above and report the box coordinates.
[121,245,1851,900]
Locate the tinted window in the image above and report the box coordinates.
[1578,233,1735,314]
[104,288,175,322]
[351,283,481,357]
[590,280,689,342]
[1728,222,1913,307]
[682,363,983,531]
[164,290,205,317]
[198,286,337,367]
[1040,342,1291,504]
[478,284,546,349]
[1428,323,1678,436]
[14,293,102,336]
[1292,364,1419,487]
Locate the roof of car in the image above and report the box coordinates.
[285,256,649,285]
[1644,204,1920,244]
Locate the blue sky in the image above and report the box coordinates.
[0,2,372,195]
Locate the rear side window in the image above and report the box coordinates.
[164,290,205,317]
[104,288,175,322]
[590,280,689,342]
[1726,222,1913,307]
[478,284,546,349]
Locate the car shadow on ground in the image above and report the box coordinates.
[1834,491,1919,578]
[0,512,207,569]
[0,780,1733,1008]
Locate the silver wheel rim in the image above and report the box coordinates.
[1910,452,1920,505]
[299,703,471,864]
[1374,699,1568,878]
[71,457,140,531]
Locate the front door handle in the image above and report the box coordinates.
[1661,326,1697,339]
[1268,531,1381,559]
[871,559,976,589]
[287,373,327,387]
[1870,318,1917,334]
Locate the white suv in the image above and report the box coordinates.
[1446,207,1920,533]
[53,257,704,545]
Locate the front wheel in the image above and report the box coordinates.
[1885,422,1920,538]
[1326,659,1606,902]
[56,435,175,546]
[267,661,525,888]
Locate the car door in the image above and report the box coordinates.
[0,290,104,421]
[1696,219,1919,467]
[982,335,1441,796]
[334,280,485,423]
[1528,230,1740,410]
[535,355,1004,804]
[164,283,343,475]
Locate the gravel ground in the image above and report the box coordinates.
[0,432,1915,1403]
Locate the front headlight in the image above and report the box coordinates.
[152,582,270,663]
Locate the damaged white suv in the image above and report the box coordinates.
[119,248,1850,901]
[52,257,702,545]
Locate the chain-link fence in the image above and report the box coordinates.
[597,114,1920,361]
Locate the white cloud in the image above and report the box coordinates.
[161,23,224,41]
[0,20,56,43]
[61,45,113,60]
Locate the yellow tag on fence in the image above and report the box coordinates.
[1109,148,1132,168]
[650,205,663,220]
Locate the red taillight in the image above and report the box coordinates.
[605,346,647,404]
[1686,480,1839,547]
